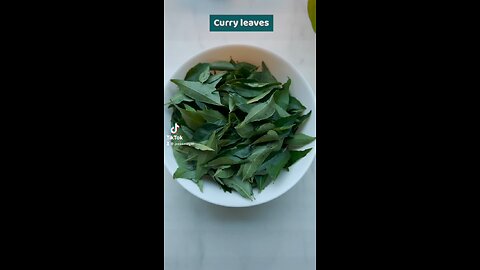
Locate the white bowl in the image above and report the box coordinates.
[164,44,316,207]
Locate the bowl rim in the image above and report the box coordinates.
[164,44,316,207]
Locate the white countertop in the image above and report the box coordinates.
[164,1,316,269]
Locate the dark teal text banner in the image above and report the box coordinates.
[210,15,274,32]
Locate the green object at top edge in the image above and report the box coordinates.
[308,0,316,33]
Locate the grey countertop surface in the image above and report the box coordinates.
[164,1,316,269]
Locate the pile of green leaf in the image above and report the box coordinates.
[167,59,315,200]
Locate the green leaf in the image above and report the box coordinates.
[275,104,291,117]
[287,133,316,149]
[244,82,271,88]
[253,130,279,144]
[169,92,193,105]
[205,155,246,167]
[228,93,256,113]
[209,61,235,71]
[196,109,227,125]
[286,148,312,169]
[171,79,222,106]
[185,142,215,151]
[214,167,235,179]
[184,104,196,112]
[274,78,291,109]
[292,110,312,133]
[234,122,255,138]
[196,179,204,192]
[195,101,208,110]
[247,61,278,83]
[227,82,281,98]
[174,104,205,130]
[255,123,276,135]
[264,149,290,179]
[206,71,227,84]
[195,131,218,179]
[173,166,196,179]
[287,96,306,113]
[246,87,275,104]
[223,176,254,200]
[233,62,258,77]
[254,175,270,192]
[238,95,276,126]
[193,123,222,142]
[222,145,252,159]
[185,63,210,83]
[273,113,301,128]
[173,150,192,170]
[308,0,316,33]
[239,141,280,181]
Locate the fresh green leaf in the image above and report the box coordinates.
[214,167,235,179]
[169,92,193,104]
[275,104,291,117]
[254,175,269,192]
[196,179,204,192]
[205,155,246,167]
[206,71,227,84]
[185,142,215,151]
[287,96,306,113]
[174,104,205,130]
[196,109,227,125]
[238,95,276,126]
[255,123,276,135]
[185,63,210,83]
[247,61,278,83]
[253,130,279,144]
[209,61,235,71]
[274,78,291,109]
[246,87,275,104]
[173,166,196,179]
[235,122,255,138]
[287,133,316,149]
[223,176,254,200]
[286,148,313,169]
[264,149,290,179]
[239,141,280,180]
[171,79,222,106]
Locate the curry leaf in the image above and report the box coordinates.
[247,61,278,83]
[185,63,210,82]
[287,133,316,149]
[186,142,215,151]
[286,148,313,169]
[274,78,291,109]
[264,149,290,179]
[223,176,254,200]
[173,166,196,180]
[209,61,235,71]
[253,130,279,144]
[173,104,205,130]
[287,96,306,113]
[246,87,275,104]
[214,167,235,178]
[238,95,276,126]
[171,79,222,106]
[196,109,227,124]
[205,155,245,167]
[169,92,193,104]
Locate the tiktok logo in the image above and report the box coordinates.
[171,123,180,134]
